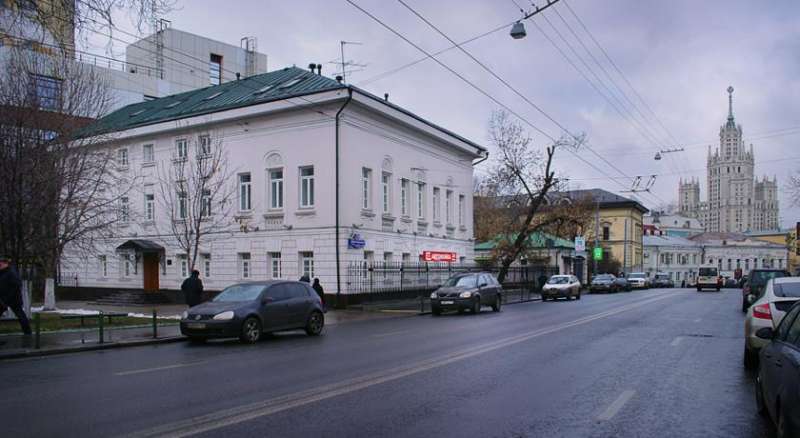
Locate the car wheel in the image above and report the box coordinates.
[491,295,501,312]
[716,287,721,292]
[239,317,262,344]
[755,375,767,416]
[743,347,758,371]
[188,336,206,344]
[576,291,581,300]
[472,298,481,314]
[697,286,701,292]
[432,306,442,316]
[305,310,324,336]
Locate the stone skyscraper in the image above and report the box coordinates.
[678,87,779,232]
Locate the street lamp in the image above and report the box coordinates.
[510,21,526,39]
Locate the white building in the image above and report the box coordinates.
[678,86,779,233]
[60,66,485,302]
[643,212,704,238]
[642,235,703,284]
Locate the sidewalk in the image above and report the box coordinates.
[0,301,404,360]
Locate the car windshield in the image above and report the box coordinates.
[655,274,669,280]
[548,276,570,284]
[773,282,800,298]
[750,271,788,287]
[443,275,477,288]
[213,284,264,302]
[699,268,717,276]
[628,273,646,279]
[594,275,613,281]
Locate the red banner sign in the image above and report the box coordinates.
[422,251,457,263]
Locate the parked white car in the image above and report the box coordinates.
[743,277,800,370]
[542,275,582,301]
[626,272,650,289]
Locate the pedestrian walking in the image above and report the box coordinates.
[299,275,310,283]
[0,256,31,335]
[181,269,204,308]
[312,278,325,310]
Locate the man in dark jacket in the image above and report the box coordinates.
[312,278,325,311]
[181,270,204,307]
[0,256,31,335]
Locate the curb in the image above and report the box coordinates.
[0,335,187,360]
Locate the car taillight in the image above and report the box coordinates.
[753,303,772,320]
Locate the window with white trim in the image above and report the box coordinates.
[179,255,188,278]
[300,167,315,208]
[239,253,251,279]
[117,148,128,167]
[382,172,391,214]
[145,193,155,221]
[458,194,465,227]
[361,167,372,210]
[445,190,453,224]
[175,138,188,160]
[142,144,154,163]
[417,182,426,220]
[269,169,283,209]
[433,187,441,223]
[268,252,282,279]
[202,254,211,278]
[201,189,212,217]
[120,196,130,222]
[98,255,107,278]
[198,135,212,156]
[239,173,252,211]
[301,252,314,278]
[400,179,409,217]
[177,191,187,219]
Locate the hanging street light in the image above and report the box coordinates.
[510,21,527,39]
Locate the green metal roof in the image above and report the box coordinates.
[475,232,575,251]
[87,66,346,135]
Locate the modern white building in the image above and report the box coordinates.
[678,86,779,233]
[60,66,485,302]
[643,212,704,238]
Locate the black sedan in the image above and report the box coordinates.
[590,274,618,293]
[755,300,800,438]
[430,273,502,316]
[180,281,325,343]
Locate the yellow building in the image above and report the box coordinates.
[559,189,648,274]
[747,227,799,274]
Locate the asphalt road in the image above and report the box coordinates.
[0,288,773,438]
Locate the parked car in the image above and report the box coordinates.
[590,274,618,293]
[697,265,721,291]
[180,281,325,344]
[430,272,502,316]
[743,277,800,370]
[542,275,582,301]
[614,276,632,292]
[627,272,650,289]
[742,269,791,312]
[652,273,674,288]
[754,300,800,438]
[724,277,739,288]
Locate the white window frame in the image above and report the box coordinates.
[361,167,372,210]
[433,187,441,223]
[301,252,314,278]
[179,255,188,278]
[445,190,453,225]
[239,173,252,211]
[400,179,409,217]
[144,193,155,221]
[269,252,282,279]
[202,254,211,278]
[458,194,465,227]
[175,138,188,160]
[269,168,284,210]
[98,255,107,278]
[417,182,426,220]
[198,135,212,156]
[201,189,212,217]
[120,196,130,222]
[300,166,315,208]
[381,172,391,214]
[142,143,154,163]
[240,253,251,279]
[117,148,128,167]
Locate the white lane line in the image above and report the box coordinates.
[694,318,702,323]
[371,329,412,339]
[597,390,636,421]
[120,292,677,438]
[670,336,683,347]
[115,362,205,376]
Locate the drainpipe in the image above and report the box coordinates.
[335,87,353,308]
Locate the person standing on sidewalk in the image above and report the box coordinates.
[0,256,31,335]
[312,278,325,311]
[181,270,204,308]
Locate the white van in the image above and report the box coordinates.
[697,265,721,291]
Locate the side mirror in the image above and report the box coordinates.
[755,327,775,340]
[746,294,756,304]
[261,296,274,305]
[478,283,488,288]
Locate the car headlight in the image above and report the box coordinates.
[181,311,188,319]
[430,292,438,299]
[213,311,235,321]
[459,291,472,298]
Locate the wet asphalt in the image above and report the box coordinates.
[0,288,774,438]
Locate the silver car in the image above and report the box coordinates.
[743,277,800,370]
[542,275,582,301]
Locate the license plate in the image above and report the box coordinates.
[440,300,454,305]
[186,323,205,329]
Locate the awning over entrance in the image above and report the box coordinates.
[116,239,164,253]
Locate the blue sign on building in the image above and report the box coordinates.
[348,233,366,249]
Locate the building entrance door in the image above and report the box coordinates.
[143,253,160,292]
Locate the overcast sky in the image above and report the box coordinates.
[90,0,800,228]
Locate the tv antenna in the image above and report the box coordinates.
[331,40,367,83]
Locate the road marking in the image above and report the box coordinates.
[371,329,412,339]
[694,318,702,323]
[120,292,677,438]
[670,336,683,347]
[597,390,636,421]
[114,362,205,376]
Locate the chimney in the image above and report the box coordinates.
[308,63,317,72]
[384,93,389,101]
[335,75,343,83]
[316,64,322,75]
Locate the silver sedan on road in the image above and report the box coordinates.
[743,277,800,370]
[542,275,582,301]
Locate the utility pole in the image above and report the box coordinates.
[593,199,600,278]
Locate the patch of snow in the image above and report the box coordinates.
[32,307,100,315]
[126,312,182,320]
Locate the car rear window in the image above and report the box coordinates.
[750,271,788,287]
[699,268,717,276]
[774,282,800,298]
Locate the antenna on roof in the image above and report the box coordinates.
[330,41,366,83]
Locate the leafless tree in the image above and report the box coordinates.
[479,110,589,282]
[788,173,800,209]
[155,134,237,273]
[0,46,134,281]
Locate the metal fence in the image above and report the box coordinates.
[345,262,559,297]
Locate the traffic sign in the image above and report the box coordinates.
[593,247,603,261]
[574,236,585,252]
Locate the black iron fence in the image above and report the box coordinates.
[345,262,559,296]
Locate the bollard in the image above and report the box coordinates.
[34,312,41,349]
[98,311,104,344]
[152,309,158,339]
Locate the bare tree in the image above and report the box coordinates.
[788,173,800,209]
[156,134,237,273]
[0,46,134,281]
[479,110,589,282]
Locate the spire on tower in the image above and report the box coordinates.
[726,86,736,128]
